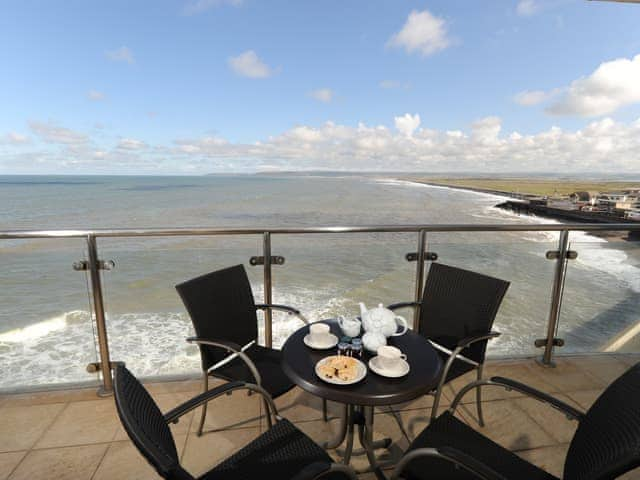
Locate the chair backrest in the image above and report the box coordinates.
[418,263,510,364]
[176,264,258,370]
[564,362,640,480]
[113,364,194,480]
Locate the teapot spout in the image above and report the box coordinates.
[358,302,368,316]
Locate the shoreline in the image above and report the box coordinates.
[401,178,637,242]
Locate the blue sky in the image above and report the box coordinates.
[1,0,640,174]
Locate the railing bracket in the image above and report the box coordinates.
[534,338,565,348]
[73,260,116,271]
[249,255,285,266]
[86,361,120,374]
[545,250,577,260]
[406,252,438,262]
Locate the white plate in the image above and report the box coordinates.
[315,356,367,385]
[304,333,339,350]
[369,356,410,378]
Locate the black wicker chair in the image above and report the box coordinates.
[113,364,357,480]
[391,361,640,480]
[388,263,510,423]
[176,264,317,436]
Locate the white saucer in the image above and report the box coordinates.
[368,356,410,378]
[304,333,339,350]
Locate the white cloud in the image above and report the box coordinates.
[516,0,539,16]
[387,9,451,57]
[394,113,421,137]
[87,90,106,101]
[228,50,273,78]
[167,114,640,173]
[106,46,135,65]
[513,88,561,106]
[514,90,548,106]
[547,54,640,117]
[7,114,640,174]
[1,132,30,145]
[183,0,242,15]
[29,121,88,145]
[471,116,502,143]
[309,88,334,103]
[117,138,147,150]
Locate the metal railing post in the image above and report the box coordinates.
[413,230,427,330]
[86,234,114,395]
[263,232,273,348]
[541,230,570,366]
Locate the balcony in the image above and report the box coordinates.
[1,223,639,478]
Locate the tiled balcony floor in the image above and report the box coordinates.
[1,353,639,480]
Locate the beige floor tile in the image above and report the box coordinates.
[564,355,629,387]
[531,358,606,392]
[113,392,195,441]
[189,389,263,433]
[0,388,99,408]
[181,428,261,477]
[456,399,557,451]
[143,379,201,395]
[563,389,602,410]
[8,444,107,480]
[485,359,557,391]
[516,443,569,478]
[0,452,26,480]
[390,391,450,412]
[614,354,640,368]
[442,360,550,405]
[93,435,187,480]
[397,408,432,441]
[0,403,66,452]
[274,388,343,423]
[35,399,120,448]
[512,394,580,443]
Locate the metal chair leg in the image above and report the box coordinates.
[196,371,209,436]
[263,398,273,429]
[322,398,328,422]
[476,365,485,427]
[430,387,444,422]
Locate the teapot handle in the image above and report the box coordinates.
[392,315,408,336]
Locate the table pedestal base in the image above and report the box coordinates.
[323,403,392,480]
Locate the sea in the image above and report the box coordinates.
[1,174,639,390]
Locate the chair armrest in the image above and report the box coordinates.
[391,446,508,480]
[291,462,357,480]
[449,377,585,421]
[164,381,279,424]
[186,337,262,386]
[490,376,585,421]
[457,331,501,349]
[255,303,309,324]
[387,301,421,311]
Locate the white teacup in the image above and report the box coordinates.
[309,323,331,345]
[377,345,407,372]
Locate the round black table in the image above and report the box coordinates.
[281,319,443,479]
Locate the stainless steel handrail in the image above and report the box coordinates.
[1,222,639,238]
[2,222,639,394]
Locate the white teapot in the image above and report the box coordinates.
[362,331,387,353]
[359,302,408,338]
